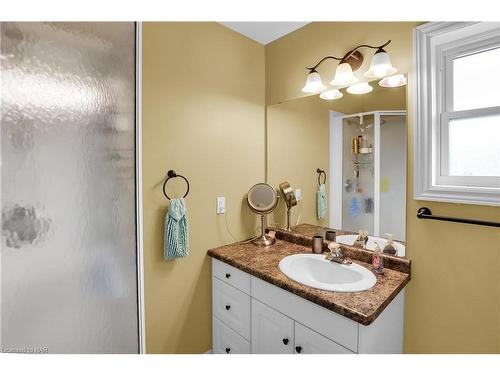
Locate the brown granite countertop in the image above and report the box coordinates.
[207,229,411,326]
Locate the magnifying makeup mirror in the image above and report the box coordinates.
[247,183,279,246]
[279,181,297,231]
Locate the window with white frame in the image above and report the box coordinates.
[414,22,500,206]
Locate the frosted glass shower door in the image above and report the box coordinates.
[1,22,139,353]
[379,114,406,241]
[341,115,375,234]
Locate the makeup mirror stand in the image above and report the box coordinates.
[253,214,275,246]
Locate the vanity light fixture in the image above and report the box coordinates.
[378,73,407,88]
[301,40,399,100]
[346,82,373,95]
[319,89,343,100]
[330,62,358,86]
[301,69,327,93]
[364,46,397,78]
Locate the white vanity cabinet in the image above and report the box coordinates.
[211,258,404,354]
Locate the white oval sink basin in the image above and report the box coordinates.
[278,254,376,292]
[335,235,405,257]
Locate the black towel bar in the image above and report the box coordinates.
[417,207,500,228]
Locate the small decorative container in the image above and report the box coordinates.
[312,235,324,254]
[325,230,336,242]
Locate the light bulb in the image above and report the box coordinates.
[346,82,373,95]
[364,49,397,79]
[330,62,358,86]
[319,89,343,100]
[301,70,327,93]
[378,74,407,88]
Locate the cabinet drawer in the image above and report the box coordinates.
[212,317,250,354]
[212,277,251,339]
[294,322,353,354]
[251,299,294,354]
[212,258,251,294]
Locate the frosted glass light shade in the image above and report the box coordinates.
[330,62,358,86]
[379,74,407,87]
[302,71,327,93]
[346,82,373,94]
[365,50,397,78]
[320,89,343,100]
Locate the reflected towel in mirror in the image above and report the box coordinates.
[317,183,326,220]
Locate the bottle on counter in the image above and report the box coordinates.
[382,233,397,256]
[372,242,384,274]
[353,229,368,248]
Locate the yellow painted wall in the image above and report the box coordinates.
[267,96,331,227]
[142,22,265,353]
[265,22,500,353]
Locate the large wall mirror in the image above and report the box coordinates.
[267,82,407,257]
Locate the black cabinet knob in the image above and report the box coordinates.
[295,346,302,353]
[225,305,231,310]
[225,347,231,354]
[282,338,289,345]
[225,273,231,279]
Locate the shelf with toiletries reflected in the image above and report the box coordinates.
[267,81,407,257]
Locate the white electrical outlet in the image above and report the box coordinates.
[216,197,226,214]
[295,189,301,201]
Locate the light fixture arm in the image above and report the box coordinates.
[306,56,343,71]
[306,40,392,72]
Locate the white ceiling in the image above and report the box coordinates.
[218,22,310,45]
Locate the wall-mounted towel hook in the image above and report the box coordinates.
[163,170,190,200]
[317,168,327,185]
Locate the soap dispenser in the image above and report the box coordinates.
[353,230,368,248]
[382,233,397,256]
[372,242,384,274]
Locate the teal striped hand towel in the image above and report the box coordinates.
[164,198,189,260]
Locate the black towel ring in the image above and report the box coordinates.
[317,168,327,185]
[163,170,190,200]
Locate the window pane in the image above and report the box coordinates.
[453,47,500,111]
[448,114,500,176]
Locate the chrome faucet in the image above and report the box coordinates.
[325,242,352,265]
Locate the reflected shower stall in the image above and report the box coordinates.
[0,22,142,353]
[330,111,407,241]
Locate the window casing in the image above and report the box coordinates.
[414,22,500,206]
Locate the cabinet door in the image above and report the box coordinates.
[251,299,294,354]
[294,323,353,354]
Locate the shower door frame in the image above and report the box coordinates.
[329,110,407,237]
[135,21,146,354]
